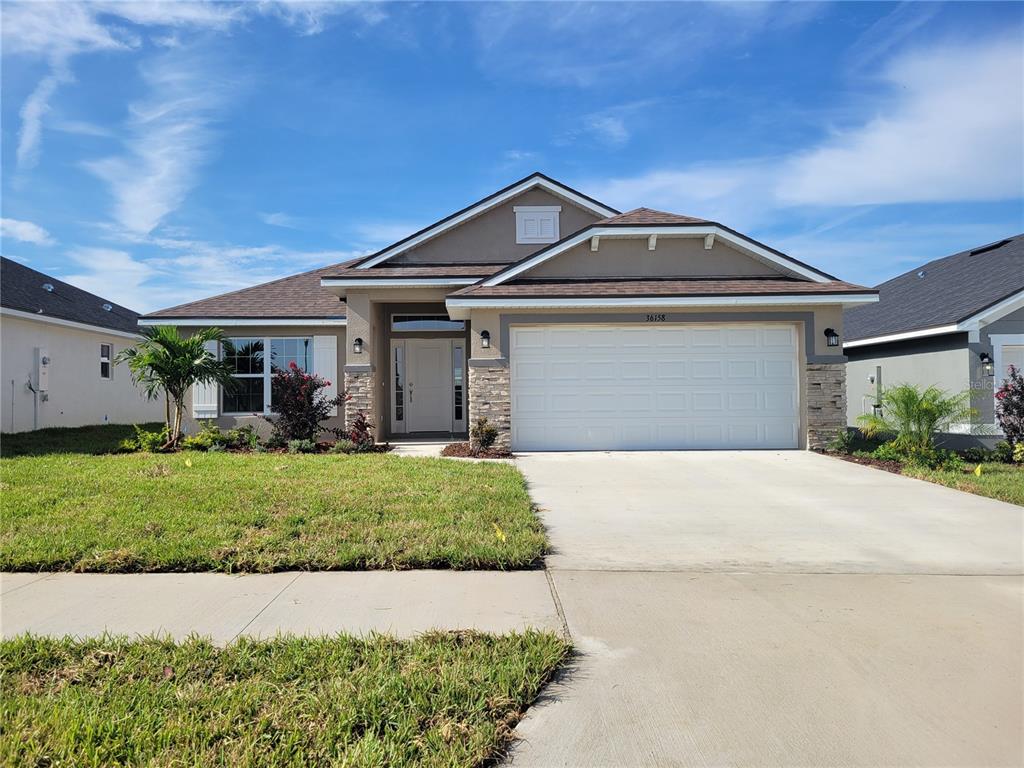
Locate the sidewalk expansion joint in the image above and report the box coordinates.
[544,568,571,641]
[231,572,302,642]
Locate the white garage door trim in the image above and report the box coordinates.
[510,323,801,451]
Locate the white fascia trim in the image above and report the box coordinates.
[138,318,347,327]
[356,176,617,269]
[1,307,143,339]
[843,324,962,349]
[483,225,831,285]
[320,278,479,288]
[446,293,879,310]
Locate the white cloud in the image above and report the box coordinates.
[354,221,423,247]
[82,53,233,235]
[258,1,387,35]
[584,114,629,146]
[16,68,70,169]
[588,36,1024,221]
[0,217,56,246]
[260,212,301,229]
[63,247,158,311]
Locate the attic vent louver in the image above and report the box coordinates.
[42,283,54,292]
[969,238,1011,256]
[102,303,113,311]
[917,270,926,278]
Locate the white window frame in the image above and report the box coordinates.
[514,205,561,244]
[222,336,313,416]
[99,343,112,380]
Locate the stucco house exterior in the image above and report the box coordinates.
[844,234,1024,431]
[1,257,164,433]
[142,173,877,451]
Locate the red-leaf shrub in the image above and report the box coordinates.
[347,411,374,451]
[265,362,347,443]
[996,364,1024,446]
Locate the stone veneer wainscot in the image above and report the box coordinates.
[468,362,512,451]
[344,368,375,430]
[806,362,846,451]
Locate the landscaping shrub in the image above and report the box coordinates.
[347,412,374,452]
[995,365,1024,446]
[994,440,1014,463]
[470,417,499,454]
[119,424,169,453]
[265,362,346,443]
[858,384,975,455]
[870,440,962,470]
[287,439,317,454]
[1015,442,1024,463]
[181,421,227,451]
[225,424,260,451]
[827,429,857,454]
[331,438,357,454]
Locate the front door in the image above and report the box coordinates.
[406,339,453,432]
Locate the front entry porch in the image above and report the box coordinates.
[390,336,468,438]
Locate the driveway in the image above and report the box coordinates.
[508,451,1024,767]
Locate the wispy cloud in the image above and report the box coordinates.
[82,53,235,235]
[0,217,56,246]
[62,247,157,311]
[260,211,302,229]
[588,35,1023,222]
[353,221,423,247]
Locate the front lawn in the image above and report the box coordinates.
[0,422,165,457]
[1,632,570,767]
[1,451,546,572]
[903,462,1024,506]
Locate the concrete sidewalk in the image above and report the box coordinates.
[0,570,561,643]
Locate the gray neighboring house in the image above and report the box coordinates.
[143,172,878,451]
[844,234,1024,432]
[1,256,164,432]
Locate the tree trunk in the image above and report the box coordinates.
[164,393,171,433]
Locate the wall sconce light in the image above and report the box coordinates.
[352,337,364,354]
[980,352,994,377]
[823,328,840,347]
[480,330,491,349]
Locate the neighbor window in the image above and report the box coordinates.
[99,343,112,379]
[222,336,313,414]
[391,314,465,332]
[514,205,560,244]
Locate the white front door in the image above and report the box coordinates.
[510,323,801,451]
[406,339,453,432]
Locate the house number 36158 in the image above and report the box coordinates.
[645,313,667,322]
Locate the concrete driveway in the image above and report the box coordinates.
[508,451,1024,767]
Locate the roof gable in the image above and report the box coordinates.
[353,172,618,269]
[844,233,1024,342]
[1,256,142,334]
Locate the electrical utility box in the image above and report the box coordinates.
[34,347,50,391]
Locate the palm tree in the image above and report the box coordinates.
[116,326,237,448]
[857,384,976,455]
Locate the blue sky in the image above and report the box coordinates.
[2,1,1022,312]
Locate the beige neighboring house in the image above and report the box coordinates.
[1,257,164,433]
[143,173,877,451]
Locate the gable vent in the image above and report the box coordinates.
[969,238,1011,256]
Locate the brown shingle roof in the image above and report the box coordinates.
[144,260,356,319]
[451,277,873,299]
[598,208,710,226]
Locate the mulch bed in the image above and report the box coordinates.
[824,451,904,475]
[441,442,513,459]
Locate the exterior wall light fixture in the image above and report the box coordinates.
[824,328,840,347]
[480,330,491,349]
[352,337,364,354]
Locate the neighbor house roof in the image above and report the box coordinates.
[451,277,872,300]
[1,256,142,335]
[844,234,1024,344]
[143,260,356,320]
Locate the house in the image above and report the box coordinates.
[1,257,164,433]
[142,173,877,451]
[844,234,1024,431]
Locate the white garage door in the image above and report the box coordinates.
[510,323,800,451]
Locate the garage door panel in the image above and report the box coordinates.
[510,323,800,451]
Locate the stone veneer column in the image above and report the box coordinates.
[468,362,511,450]
[343,367,375,431]
[805,362,846,451]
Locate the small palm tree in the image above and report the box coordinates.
[858,383,976,455]
[116,326,237,448]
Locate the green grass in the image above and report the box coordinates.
[903,462,1024,506]
[0,450,546,572]
[1,632,570,767]
[0,422,165,457]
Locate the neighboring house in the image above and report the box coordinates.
[1,257,164,433]
[142,173,877,451]
[844,235,1024,431]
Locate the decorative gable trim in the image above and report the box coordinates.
[354,173,618,269]
[480,224,834,286]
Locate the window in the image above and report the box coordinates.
[453,343,464,423]
[391,314,465,332]
[99,343,112,379]
[222,336,313,414]
[514,205,560,244]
